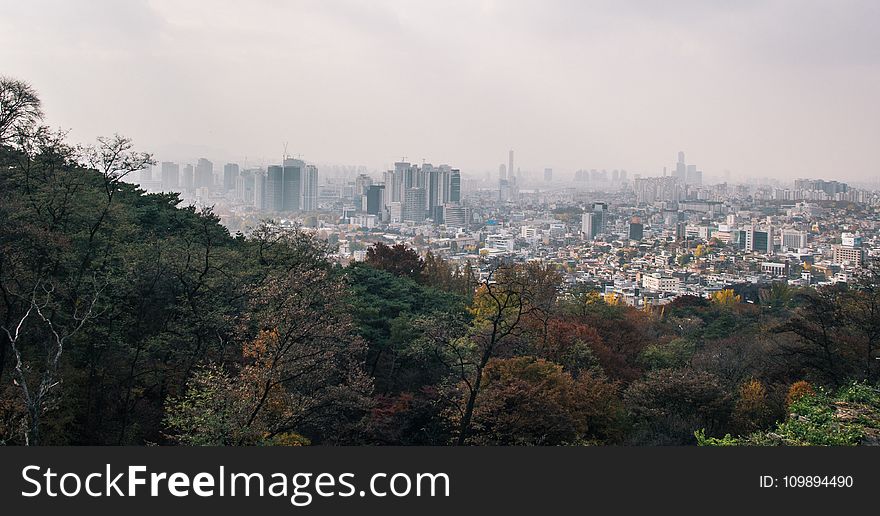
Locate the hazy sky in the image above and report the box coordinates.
[2,0,879,181]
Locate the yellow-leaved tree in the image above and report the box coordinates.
[711,289,741,307]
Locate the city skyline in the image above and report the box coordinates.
[2,0,879,181]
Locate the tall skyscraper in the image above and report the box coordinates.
[427,165,448,219]
[499,179,510,202]
[365,184,385,216]
[449,169,461,203]
[302,164,318,212]
[354,173,373,197]
[160,162,179,191]
[139,165,152,184]
[423,167,443,219]
[236,168,256,204]
[591,202,608,237]
[182,164,194,192]
[581,213,595,240]
[254,169,266,211]
[223,163,239,192]
[383,169,397,212]
[195,158,213,191]
[281,158,304,211]
[675,152,686,183]
[380,161,459,219]
[390,161,414,204]
[266,165,284,212]
[544,168,552,182]
[508,150,514,182]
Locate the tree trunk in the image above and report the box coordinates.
[26,403,40,446]
[0,332,7,385]
[456,369,482,446]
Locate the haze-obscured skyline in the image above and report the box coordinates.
[2,0,879,181]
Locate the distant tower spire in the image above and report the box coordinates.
[508,149,514,179]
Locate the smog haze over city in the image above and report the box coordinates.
[2,0,879,182]
[3,0,880,462]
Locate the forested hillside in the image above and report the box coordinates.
[2,77,879,446]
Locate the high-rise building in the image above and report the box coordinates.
[383,169,397,209]
[139,165,152,184]
[794,179,848,196]
[389,202,402,223]
[236,168,256,204]
[182,164,194,192]
[223,163,239,192]
[160,162,179,191]
[354,173,373,197]
[591,202,608,237]
[634,176,682,204]
[581,213,595,240]
[281,158,303,211]
[403,187,426,222]
[391,161,414,204]
[365,184,385,216]
[427,165,441,218]
[195,158,213,191]
[499,179,510,202]
[544,168,552,182]
[671,152,704,185]
[262,160,308,212]
[675,151,687,182]
[302,165,318,212]
[266,165,284,212]
[377,161,460,220]
[254,170,266,210]
[449,169,461,203]
[508,150,514,182]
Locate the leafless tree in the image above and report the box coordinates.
[0,77,43,145]
[1,278,103,444]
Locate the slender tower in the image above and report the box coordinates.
[508,150,514,180]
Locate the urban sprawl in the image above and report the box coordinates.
[132,150,880,306]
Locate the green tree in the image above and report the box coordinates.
[364,242,424,280]
[625,368,733,444]
[461,356,621,445]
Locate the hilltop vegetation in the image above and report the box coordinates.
[698,382,880,446]
[2,77,879,446]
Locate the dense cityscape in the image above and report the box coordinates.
[3,0,880,453]
[131,150,880,306]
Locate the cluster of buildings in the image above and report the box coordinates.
[136,157,319,215]
[133,150,880,306]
